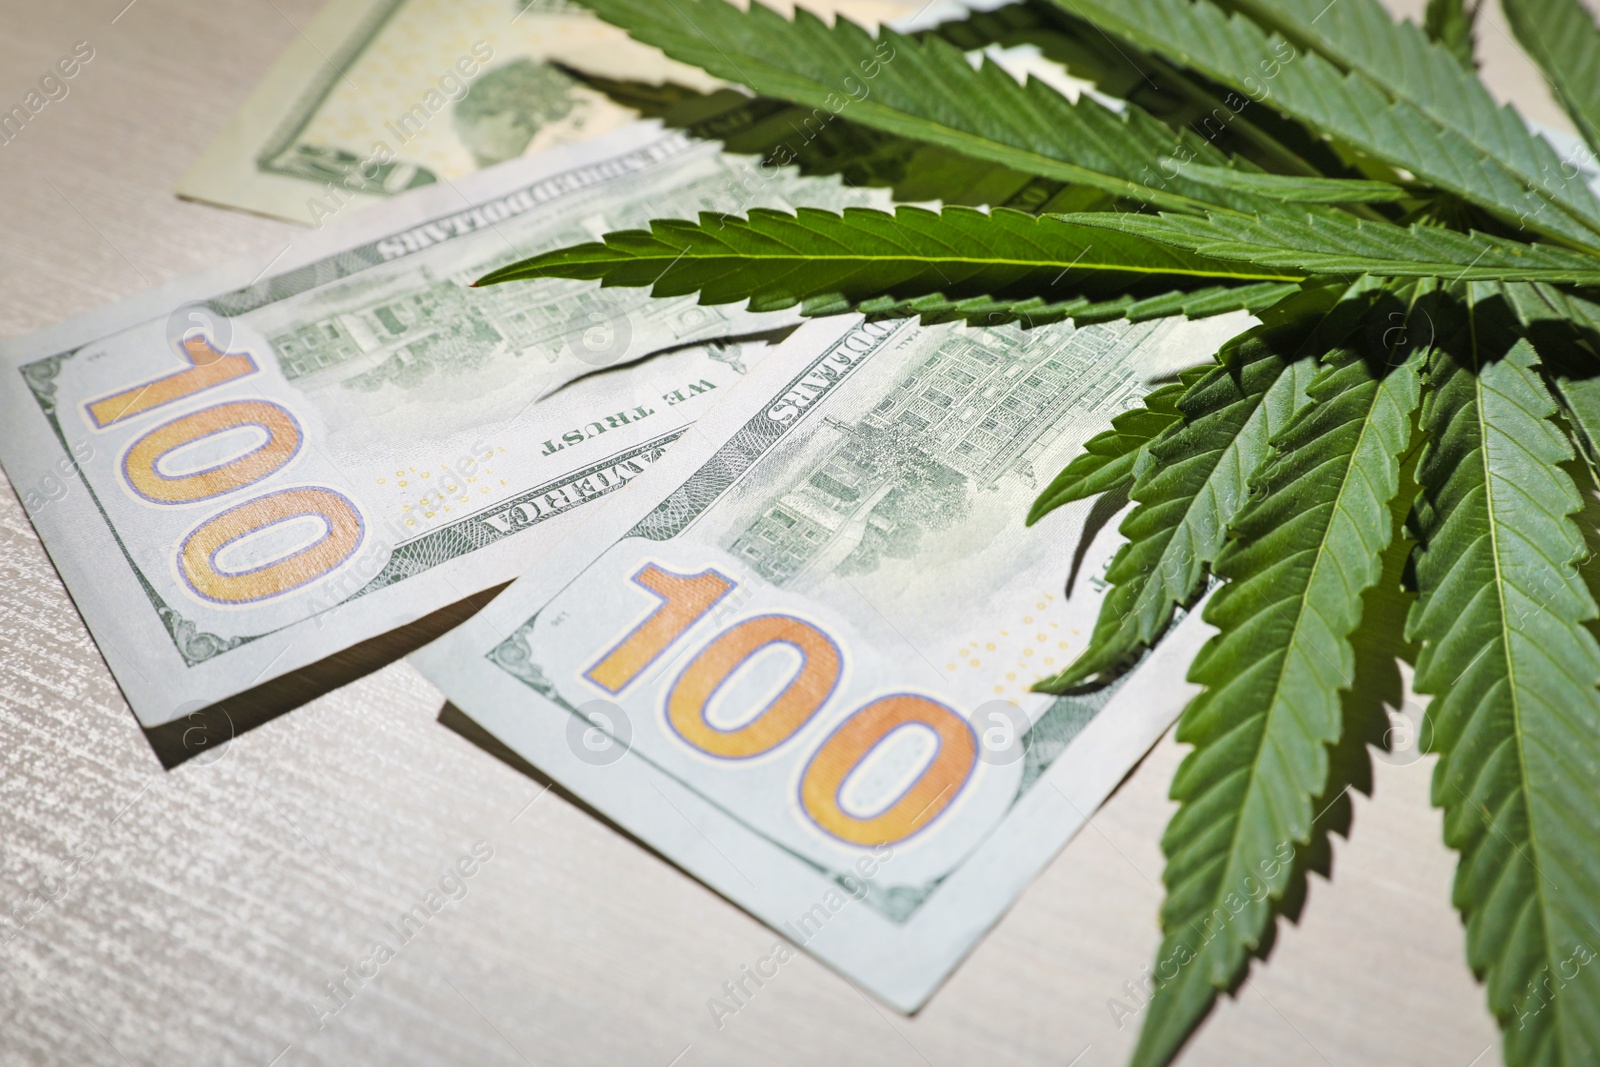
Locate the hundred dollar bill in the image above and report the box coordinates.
[411,310,1248,1009]
[177,0,920,225]
[0,122,886,736]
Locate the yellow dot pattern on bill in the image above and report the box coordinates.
[380,446,506,527]
[945,594,1077,694]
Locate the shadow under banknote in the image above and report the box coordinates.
[143,584,506,769]
[435,699,710,892]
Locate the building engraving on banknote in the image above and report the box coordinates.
[726,325,1139,584]
[484,316,1184,922]
[267,263,729,393]
[16,132,866,670]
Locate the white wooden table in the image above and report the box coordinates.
[0,1,1571,1063]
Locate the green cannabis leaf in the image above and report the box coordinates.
[1181,164,1412,203]
[1072,209,1600,282]
[1032,283,1348,687]
[1027,370,1199,524]
[1066,0,1600,250]
[1424,0,1481,70]
[1504,282,1600,477]
[848,279,1299,330]
[1406,287,1600,1063]
[1500,0,1600,154]
[1131,279,1426,1066]
[476,206,1302,315]
[481,0,1600,1062]
[563,0,1276,214]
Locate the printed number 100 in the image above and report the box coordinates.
[84,334,363,605]
[585,564,977,846]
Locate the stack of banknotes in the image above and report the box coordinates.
[0,0,1249,1011]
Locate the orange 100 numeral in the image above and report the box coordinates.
[87,335,256,429]
[585,564,734,692]
[121,399,303,504]
[667,613,841,758]
[83,332,363,605]
[177,487,364,605]
[800,694,975,846]
[588,563,977,846]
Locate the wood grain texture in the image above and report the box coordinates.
[0,0,1537,1063]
